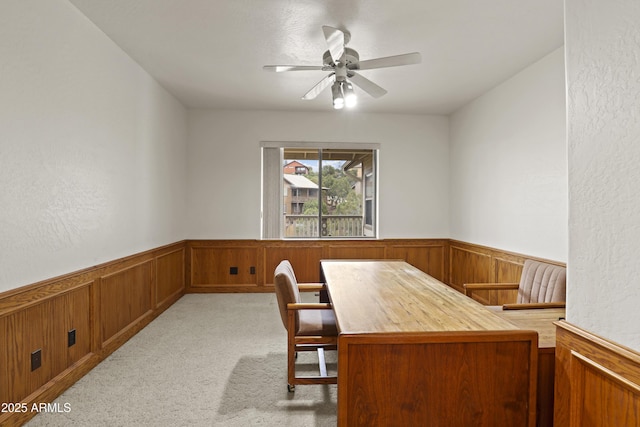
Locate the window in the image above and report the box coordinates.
[364,172,374,230]
[262,142,379,239]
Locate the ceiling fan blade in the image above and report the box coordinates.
[349,72,387,98]
[357,52,422,70]
[263,65,325,72]
[302,74,335,100]
[322,26,345,64]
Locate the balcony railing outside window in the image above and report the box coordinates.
[285,215,363,237]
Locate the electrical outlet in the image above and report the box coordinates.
[230,266,238,275]
[68,329,76,347]
[31,349,42,371]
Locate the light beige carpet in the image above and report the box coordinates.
[26,293,337,426]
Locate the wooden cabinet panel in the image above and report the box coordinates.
[0,316,6,403]
[495,257,524,282]
[389,244,446,281]
[449,245,493,295]
[340,338,536,426]
[1,303,50,403]
[191,246,258,286]
[555,322,640,427]
[0,284,92,406]
[264,244,323,284]
[100,261,153,346]
[62,285,92,367]
[493,257,524,305]
[327,244,385,260]
[156,248,185,306]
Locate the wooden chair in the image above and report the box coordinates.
[273,260,338,392]
[463,259,566,310]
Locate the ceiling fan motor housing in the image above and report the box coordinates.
[263,25,420,101]
[323,47,360,69]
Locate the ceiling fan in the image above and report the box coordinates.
[263,26,421,109]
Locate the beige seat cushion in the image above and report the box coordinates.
[298,310,338,336]
[517,259,566,304]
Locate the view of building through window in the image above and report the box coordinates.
[282,148,376,238]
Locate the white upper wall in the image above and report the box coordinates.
[449,48,567,262]
[565,0,640,351]
[187,110,450,239]
[0,0,188,292]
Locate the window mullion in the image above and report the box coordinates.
[317,148,323,238]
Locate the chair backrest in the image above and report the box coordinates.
[273,260,301,330]
[517,259,566,304]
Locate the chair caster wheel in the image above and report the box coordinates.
[287,384,295,392]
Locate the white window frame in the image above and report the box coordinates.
[261,141,380,239]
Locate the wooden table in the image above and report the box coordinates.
[489,307,566,427]
[489,307,565,349]
[320,260,540,426]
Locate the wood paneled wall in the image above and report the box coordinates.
[186,239,450,292]
[2,237,571,426]
[0,242,185,426]
[186,239,565,297]
[554,321,640,427]
[448,240,565,304]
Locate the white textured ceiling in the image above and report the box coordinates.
[68,0,564,115]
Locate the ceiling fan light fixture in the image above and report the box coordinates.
[343,81,357,108]
[264,25,421,110]
[331,81,344,109]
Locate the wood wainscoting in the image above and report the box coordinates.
[449,240,566,304]
[554,321,640,427]
[0,242,185,427]
[186,239,450,293]
[2,237,570,426]
[186,239,566,295]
